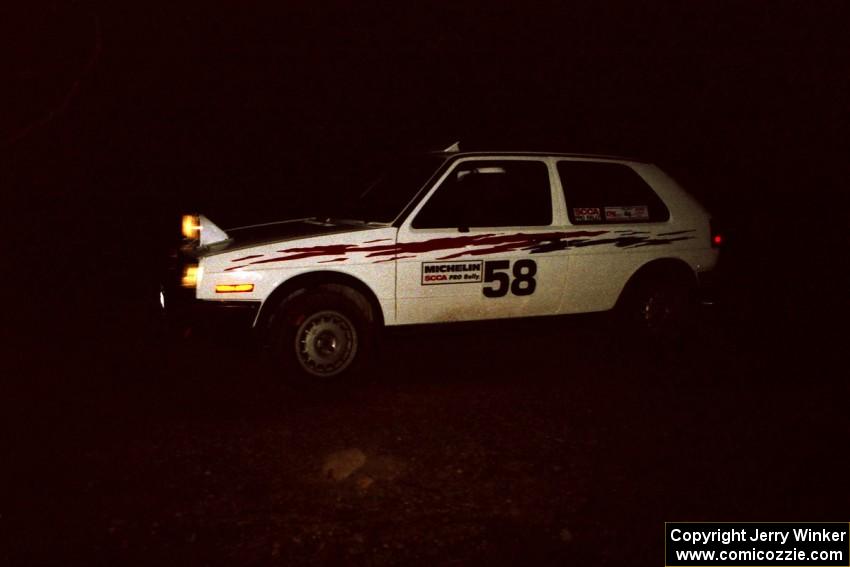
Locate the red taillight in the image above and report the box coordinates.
[710,220,723,248]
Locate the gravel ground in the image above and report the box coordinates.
[4,301,847,566]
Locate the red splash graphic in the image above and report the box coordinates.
[225,231,609,270]
[231,254,264,262]
[317,257,348,263]
[439,243,531,259]
[374,255,417,263]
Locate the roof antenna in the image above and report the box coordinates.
[442,140,460,153]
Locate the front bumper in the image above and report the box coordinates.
[161,284,260,334]
[160,243,260,336]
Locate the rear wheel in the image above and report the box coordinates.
[619,274,696,343]
[269,286,374,382]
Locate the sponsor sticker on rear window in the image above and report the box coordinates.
[605,205,649,221]
[573,207,602,222]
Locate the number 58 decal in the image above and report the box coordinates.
[483,259,537,297]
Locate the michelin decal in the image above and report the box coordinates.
[421,261,483,285]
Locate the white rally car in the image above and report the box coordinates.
[164,146,721,380]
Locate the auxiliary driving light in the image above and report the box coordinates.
[182,214,201,240]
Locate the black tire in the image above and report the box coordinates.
[618,274,696,344]
[268,285,374,382]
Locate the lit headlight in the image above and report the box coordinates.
[181,264,200,288]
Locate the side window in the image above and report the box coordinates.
[557,161,670,224]
[412,160,552,229]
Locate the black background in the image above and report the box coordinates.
[4,3,849,564]
[5,4,849,295]
[5,3,849,326]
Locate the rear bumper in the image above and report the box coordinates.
[696,269,722,305]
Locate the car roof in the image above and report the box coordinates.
[431,150,651,164]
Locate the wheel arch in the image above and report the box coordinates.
[615,257,699,309]
[254,270,386,331]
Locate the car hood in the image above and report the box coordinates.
[201,224,399,275]
[202,218,378,256]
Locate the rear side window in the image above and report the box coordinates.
[557,161,670,224]
[413,160,552,228]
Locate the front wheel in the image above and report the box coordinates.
[295,309,359,377]
[269,286,374,382]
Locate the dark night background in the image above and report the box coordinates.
[3,2,849,565]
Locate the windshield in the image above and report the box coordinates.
[332,155,446,223]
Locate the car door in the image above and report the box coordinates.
[394,157,568,325]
